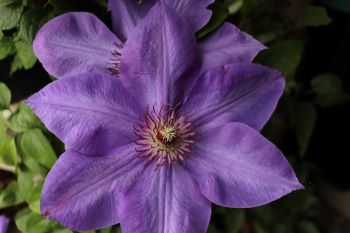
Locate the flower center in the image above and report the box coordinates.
[133,106,195,166]
[158,126,176,143]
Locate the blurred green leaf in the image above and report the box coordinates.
[0,0,24,30]
[10,54,24,74]
[98,227,114,233]
[0,82,11,110]
[225,0,243,14]
[7,103,43,132]
[297,221,320,233]
[300,6,332,27]
[256,40,304,78]
[197,1,229,38]
[0,115,5,141]
[0,36,15,60]
[17,168,44,213]
[0,181,24,208]
[14,8,53,69]
[16,208,73,233]
[0,136,17,166]
[311,73,350,107]
[20,129,57,169]
[289,101,317,156]
[15,40,37,69]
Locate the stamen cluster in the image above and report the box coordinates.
[134,106,195,166]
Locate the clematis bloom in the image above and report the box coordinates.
[33,0,265,78]
[28,3,303,233]
[0,215,9,233]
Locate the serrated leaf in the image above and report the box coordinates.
[0,36,15,60]
[256,40,304,78]
[301,6,332,27]
[0,181,24,208]
[7,103,43,132]
[311,73,350,107]
[0,136,17,166]
[0,0,24,30]
[0,82,11,110]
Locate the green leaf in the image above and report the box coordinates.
[0,36,15,60]
[256,40,305,78]
[20,129,56,168]
[0,82,11,110]
[7,103,43,132]
[17,168,44,213]
[0,115,6,141]
[297,221,320,233]
[311,73,350,107]
[0,136,17,166]
[98,227,113,233]
[14,8,52,69]
[15,40,37,69]
[0,181,24,208]
[197,1,229,38]
[0,0,24,30]
[226,0,243,14]
[10,54,24,74]
[300,6,332,27]
[16,208,73,233]
[288,101,317,156]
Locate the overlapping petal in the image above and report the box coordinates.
[108,0,154,42]
[27,72,141,155]
[119,165,211,233]
[199,23,266,73]
[182,63,285,131]
[108,0,213,41]
[186,122,303,208]
[33,12,122,78]
[41,147,144,231]
[166,0,214,31]
[120,2,200,107]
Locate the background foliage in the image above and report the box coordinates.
[1,0,349,232]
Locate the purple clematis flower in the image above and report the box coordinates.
[28,3,303,233]
[0,215,9,233]
[33,0,265,78]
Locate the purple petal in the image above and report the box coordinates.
[41,147,144,231]
[27,72,141,155]
[108,0,213,40]
[0,215,10,233]
[108,0,155,42]
[164,0,214,31]
[182,63,285,131]
[186,122,303,208]
[120,3,200,107]
[119,165,211,233]
[33,12,122,78]
[199,23,266,73]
